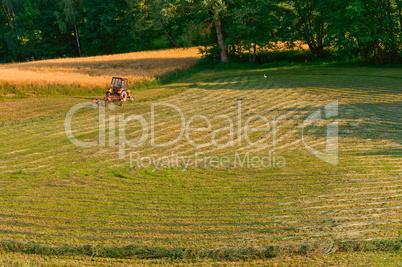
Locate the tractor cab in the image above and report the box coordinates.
[109,77,128,92]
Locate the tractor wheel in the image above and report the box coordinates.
[120,91,128,106]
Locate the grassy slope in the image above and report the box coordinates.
[0,64,401,264]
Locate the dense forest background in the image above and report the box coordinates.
[1,0,401,64]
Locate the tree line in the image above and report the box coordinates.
[1,0,401,64]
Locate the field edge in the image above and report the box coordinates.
[0,239,400,261]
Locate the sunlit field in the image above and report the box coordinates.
[0,47,200,89]
[0,63,401,265]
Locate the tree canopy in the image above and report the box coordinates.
[1,0,401,63]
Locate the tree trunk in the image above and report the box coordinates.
[253,44,256,64]
[398,1,402,31]
[385,0,396,63]
[159,19,180,48]
[214,15,229,62]
[74,24,82,57]
[306,7,321,57]
[1,0,14,31]
[377,43,383,64]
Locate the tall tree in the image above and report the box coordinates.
[3,0,41,61]
[54,0,83,57]
[326,0,401,63]
[147,0,181,47]
[1,0,15,31]
[280,0,328,57]
[81,0,154,56]
[224,0,279,62]
[161,0,229,62]
[210,0,229,62]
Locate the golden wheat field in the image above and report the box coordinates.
[0,47,201,88]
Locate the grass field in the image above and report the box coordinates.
[0,251,400,266]
[0,61,401,265]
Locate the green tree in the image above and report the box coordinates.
[279,0,329,58]
[2,0,41,61]
[146,0,181,47]
[162,0,229,62]
[1,0,401,64]
[224,0,280,62]
[54,0,83,57]
[81,0,154,56]
[0,0,12,61]
[326,0,402,63]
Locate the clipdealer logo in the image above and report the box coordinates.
[64,100,338,170]
[302,100,339,166]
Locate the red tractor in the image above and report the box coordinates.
[94,77,134,106]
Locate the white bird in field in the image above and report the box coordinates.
[264,74,268,79]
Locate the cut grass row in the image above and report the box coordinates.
[0,239,401,261]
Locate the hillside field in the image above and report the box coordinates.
[0,47,200,98]
[0,53,401,265]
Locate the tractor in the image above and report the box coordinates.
[94,77,134,106]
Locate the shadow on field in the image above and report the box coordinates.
[338,102,402,145]
[185,68,402,147]
[250,101,401,145]
[187,66,402,94]
[194,74,401,93]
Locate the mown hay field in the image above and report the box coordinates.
[0,63,401,265]
[0,251,400,266]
